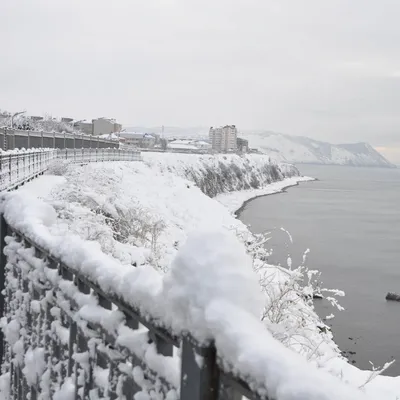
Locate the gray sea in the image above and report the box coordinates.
[238,164,400,376]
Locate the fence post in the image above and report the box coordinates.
[0,214,8,369]
[3,128,6,151]
[73,133,76,149]
[16,155,19,184]
[27,131,30,149]
[53,132,56,149]
[8,155,11,187]
[64,132,66,149]
[41,132,44,149]
[180,337,219,400]
[23,153,26,181]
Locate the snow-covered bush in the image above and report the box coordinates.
[49,166,165,268]
[47,159,71,176]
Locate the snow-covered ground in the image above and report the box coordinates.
[5,153,400,398]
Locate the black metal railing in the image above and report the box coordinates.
[0,216,263,400]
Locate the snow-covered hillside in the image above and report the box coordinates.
[244,131,396,168]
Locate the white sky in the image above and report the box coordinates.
[1,0,400,162]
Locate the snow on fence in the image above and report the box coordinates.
[0,148,142,192]
[0,150,57,192]
[0,218,247,400]
[0,192,371,400]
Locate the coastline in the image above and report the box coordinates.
[216,175,315,216]
[216,172,400,397]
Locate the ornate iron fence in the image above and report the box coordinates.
[0,217,261,399]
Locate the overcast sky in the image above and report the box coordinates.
[2,0,400,162]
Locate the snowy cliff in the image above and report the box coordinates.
[143,153,300,197]
[243,132,396,168]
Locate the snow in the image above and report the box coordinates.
[99,133,119,140]
[17,175,66,198]
[23,347,46,386]
[216,176,314,214]
[161,228,264,342]
[2,152,400,398]
[168,143,199,150]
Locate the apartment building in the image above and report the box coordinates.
[92,117,122,136]
[119,132,156,148]
[237,137,249,153]
[209,125,238,152]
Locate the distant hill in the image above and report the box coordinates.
[242,131,396,168]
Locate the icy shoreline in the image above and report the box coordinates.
[216,175,315,215]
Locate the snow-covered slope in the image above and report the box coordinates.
[243,132,396,168]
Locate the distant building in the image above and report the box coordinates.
[237,137,249,153]
[167,139,211,153]
[92,117,122,136]
[75,121,93,135]
[119,132,156,148]
[209,125,237,152]
[61,117,74,123]
[30,116,43,121]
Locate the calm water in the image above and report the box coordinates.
[238,165,400,376]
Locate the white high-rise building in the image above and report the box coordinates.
[209,125,237,152]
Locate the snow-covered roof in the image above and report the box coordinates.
[169,139,192,145]
[194,140,211,146]
[169,143,199,150]
[120,132,155,139]
[120,132,145,139]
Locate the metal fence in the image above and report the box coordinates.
[0,149,142,192]
[0,219,258,400]
[0,128,119,151]
[57,148,142,163]
[0,150,57,192]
